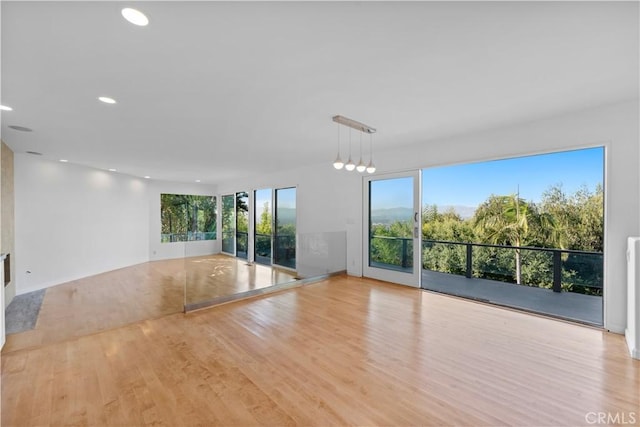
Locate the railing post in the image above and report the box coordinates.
[466,244,472,279]
[401,239,408,268]
[553,250,562,293]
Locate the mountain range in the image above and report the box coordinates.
[371,205,477,224]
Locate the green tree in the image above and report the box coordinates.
[236,192,249,233]
[541,184,603,252]
[256,202,272,235]
[160,194,216,242]
[422,205,474,274]
[473,194,532,284]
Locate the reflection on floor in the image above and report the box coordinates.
[3,255,296,353]
[185,255,298,308]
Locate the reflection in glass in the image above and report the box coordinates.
[221,194,235,254]
[274,187,296,269]
[236,191,249,259]
[254,188,272,265]
[369,177,414,273]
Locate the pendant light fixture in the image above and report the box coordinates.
[333,122,344,170]
[331,115,376,173]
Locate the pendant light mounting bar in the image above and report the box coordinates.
[332,115,376,134]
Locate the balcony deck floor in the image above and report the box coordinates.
[422,269,602,326]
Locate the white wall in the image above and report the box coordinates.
[14,157,220,294]
[15,156,150,293]
[148,180,218,261]
[372,99,639,334]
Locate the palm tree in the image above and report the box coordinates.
[474,193,566,285]
[473,194,531,284]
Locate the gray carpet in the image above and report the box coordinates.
[5,289,46,334]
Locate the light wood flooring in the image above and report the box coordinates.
[2,255,297,353]
[184,255,298,306]
[2,274,638,426]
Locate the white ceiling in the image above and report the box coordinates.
[1,1,638,184]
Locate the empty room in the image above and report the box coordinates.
[1,1,639,426]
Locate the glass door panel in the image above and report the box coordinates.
[221,194,235,254]
[254,188,273,265]
[363,172,421,287]
[274,187,296,269]
[236,191,249,259]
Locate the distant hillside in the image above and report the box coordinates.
[276,207,296,225]
[372,205,477,224]
[371,207,413,224]
[438,205,476,219]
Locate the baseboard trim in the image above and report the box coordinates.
[626,328,639,359]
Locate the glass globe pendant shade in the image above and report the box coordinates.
[345,156,356,171]
[333,154,344,170]
[356,158,366,173]
[366,161,376,174]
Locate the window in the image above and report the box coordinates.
[161,194,216,242]
[274,187,296,269]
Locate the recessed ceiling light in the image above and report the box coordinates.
[144,176,150,179]
[121,8,149,26]
[8,125,33,132]
[108,168,117,172]
[60,159,68,163]
[195,180,201,183]
[98,97,116,104]
[0,105,13,111]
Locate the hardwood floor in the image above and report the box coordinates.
[2,275,638,426]
[184,255,297,306]
[2,255,297,353]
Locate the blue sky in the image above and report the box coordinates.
[254,187,296,212]
[371,177,414,210]
[372,147,604,209]
[424,147,603,208]
[255,189,271,223]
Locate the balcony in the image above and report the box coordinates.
[161,231,216,243]
[370,236,603,326]
[223,231,296,270]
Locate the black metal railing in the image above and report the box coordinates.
[221,231,234,253]
[255,233,272,258]
[274,234,296,269]
[370,235,414,270]
[423,239,603,294]
[236,230,249,258]
[370,235,603,295]
[161,231,216,243]
[221,231,295,268]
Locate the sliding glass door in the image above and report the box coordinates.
[363,171,421,287]
[254,188,273,265]
[221,194,235,255]
[274,187,296,269]
[235,191,249,259]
